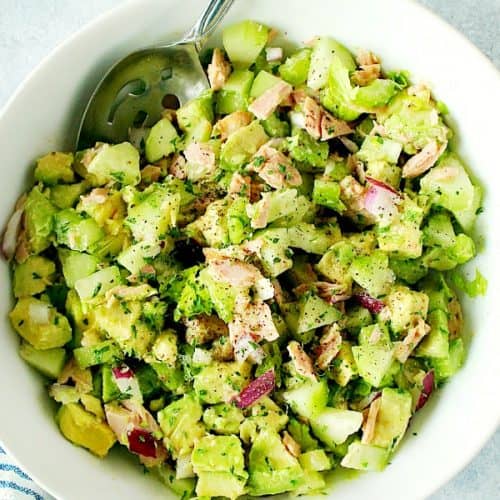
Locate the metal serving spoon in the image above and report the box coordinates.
[77,0,235,149]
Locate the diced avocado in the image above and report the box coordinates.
[192,435,248,498]
[35,152,75,185]
[350,250,395,298]
[423,233,475,271]
[203,403,244,435]
[220,121,268,171]
[358,136,402,166]
[340,441,389,471]
[377,197,425,259]
[125,183,180,243]
[261,112,290,138]
[328,341,358,387]
[279,48,311,86]
[420,154,480,232]
[117,241,161,275]
[358,324,391,346]
[313,179,346,213]
[353,79,399,108]
[50,182,88,210]
[416,309,449,358]
[216,70,254,114]
[150,330,178,365]
[57,402,116,457]
[194,361,251,404]
[283,380,328,420]
[250,70,282,98]
[156,464,196,498]
[371,388,412,450]
[24,186,58,255]
[101,365,121,403]
[319,56,362,121]
[222,20,269,69]
[133,364,162,400]
[58,249,99,288]
[423,212,456,248]
[141,299,167,333]
[295,469,326,496]
[94,296,154,357]
[389,257,428,285]
[157,393,205,458]
[431,338,465,381]
[240,396,288,443]
[10,297,72,350]
[384,285,429,333]
[287,419,319,452]
[49,384,80,405]
[174,269,213,321]
[357,135,402,186]
[287,222,340,254]
[80,394,105,420]
[252,228,293,277]
[419,272,453,313]
[13,255,55,297]
[226,196,251,245]
[248,430,305,496]
[352,343,395,387]
[177,90,214,144]
[19,342,66,379]
[296,293,343,333]
[299,449,331,471]
[86,142,140,186]
[315,241,354,293]
[307,37,356,90]
[344,305,373,334]
[54,209,105,252]
[74,266,122,301]
[310,407,363,447]
[151,362,186,394]
[248,190,311,230]
[91,233,127,260]
[187,198,229,247]
[145,117,179,162]
[73,340,123,369]
[377,88,449,154]
[198,267,236,323]
[287,130,328,168]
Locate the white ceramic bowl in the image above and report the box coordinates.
[0,0,499,498]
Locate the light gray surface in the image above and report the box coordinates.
[0,1,498,499]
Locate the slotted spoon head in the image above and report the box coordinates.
[76,0,235,150]
[77,43,209,149]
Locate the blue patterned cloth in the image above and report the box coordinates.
[0,445,49,500]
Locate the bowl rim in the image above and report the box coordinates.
[0,0,499,499]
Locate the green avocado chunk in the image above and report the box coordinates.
[248,430,305,496]
[57,403,116,457]
[9,297,72,350]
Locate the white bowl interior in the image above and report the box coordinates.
[0,1,499,499]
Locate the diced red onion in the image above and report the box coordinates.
[353,292,385,314]
[112,364,143,403]
[127,428,158,458]
[416,370,435,411]
[236,369,275,408]
[265,47,283,62]
[112,364,135,379]
[364,178,402,226]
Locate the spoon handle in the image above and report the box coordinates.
[183,0,235,49]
